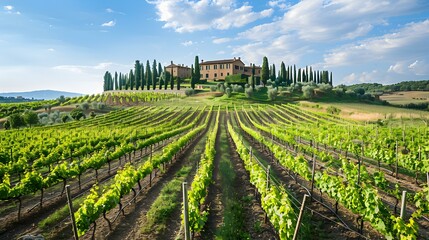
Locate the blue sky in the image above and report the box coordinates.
[1,0,428,94]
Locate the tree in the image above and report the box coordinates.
[129,69,135,90]
[270,64,276,82]
[298,68,301,83]
[280,62,286,85]
[152,60,157,90]
[164,68,170,90]
[114,72,119,90]
[293,65,297,84]
[251,64,256,90]
[170,73,174,90]
[141,63,145,90]
[191,64,195,89]
[145,60,151,90]
[70,108,85,121]
[261,56,269,86]
[192,56,200,89]
[103,71,113,91]
[158,62,163,89]
[23,110,39,127]
[7,113,25,129]
[329,72,333,86]
[57,95,66,104]
[135,60,141,90]
[177,77,181,90]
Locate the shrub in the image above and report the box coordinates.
[210,86,217,92]
[318,83,333,92]
[326,106,341,115]
[185,89,195,96]
[225,88,232,98]
[225,74,248,84]
[232,84,244,93]
[255,85,263,92]
[345,90,356,97]
[267,87,278,101]
[302,85,316,98]
[70,108,85,121]
[245,87,253,98]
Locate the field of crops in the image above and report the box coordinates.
[0,92,428,240]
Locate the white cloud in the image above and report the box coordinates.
[388,63,404,74]
[47,48,55,52]
[268,0,288,10]
[181,40,194,47]
[3,5,13,11]
[146,0,273,33]
[216,50,226,55]
[106,8,114,13]
[212,37,231,44]
[342,70,381,84]
[52,62,114,74]
[101,20,116,27]
[408,60,429,75]
[323,20,429,67]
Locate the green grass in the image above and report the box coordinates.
[38,196,85,230]
[142,166,192,234]
[215,124,250,239]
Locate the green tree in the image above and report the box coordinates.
[293,65,297,84]
[261,56,269,86]
[129,69,135,90]
[135,60,141,90]
[152,60,157,90]
[280,62,286,85]
[141,63,145,90]
[163,68,170,90]
[170,73,174,90]
[177,77,181,90]
[192,56,200,89]
[145,60,151,90]
[114,71,118,90]
[8,113,25,129]
[190,64,195,89]
[70,108,85,121]
[23,110,39,127]
[158,63,163,89]
[270,64,276,82]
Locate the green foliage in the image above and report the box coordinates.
[225,88,232,98]
[7,113,25,129]
[326,106,341,115]
[267,87,278,101]
[185,89,195,96]
[22,110,39,126]
[225,74,248,84]
[302,85,316,98]
[70,108,85,121]
[261,56,269,86]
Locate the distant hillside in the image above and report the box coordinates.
[0,90,83,100]
[344,80,429,93]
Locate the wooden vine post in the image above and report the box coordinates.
[400,191,407,219]
[310,153,316,201]
[264,165,271,223]
[182,182,191,240]
[66,185,79,240]
[293,194,309,240]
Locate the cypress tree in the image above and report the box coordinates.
[114,71,118,90]
[152,60,157,90]
[170,72,174,90]
[293,65,297,84]
[261,56,269,86]
[280,62,286,85]
[141,63,145,90]
[330,72,333,86]
[298,68,301,83]
[129,69,134,90]
[158,63,163,89]
[146,60,151,90]
[135,60,141,90]
[270,64,276,82]
[191,64,195,89]
[194,55,200,82]
[164,68,169,90]
[309,67,313,83]
[177,77,181,90]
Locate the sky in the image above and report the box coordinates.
[0,0,428,94]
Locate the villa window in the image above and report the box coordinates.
[206,73,209,78]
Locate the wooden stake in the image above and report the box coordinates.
[293,194,309,240]
[66,185,79,240]
[182,182,191,240]
[310,154,316,201]
[400,191,407,219]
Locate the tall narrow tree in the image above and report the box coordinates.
[158,63,163,89]
[152,60,157,90]
[114,71,118,90]
[261,56,269,86]
[194,55,200,83]
[145,60,151,90]
[280,62,286,85]
[191,64,195,89]
[270,64,276,82]
[141,63,145,90]
[170,72,174,90]
[129,69,134,90]
[293,65,297,84]
[135,60,141,90]
[177,77,181,90]
[164,68,169,90]
[251,64,256,90]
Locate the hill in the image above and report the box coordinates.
[344,80,429,93]
[0,90,83,100]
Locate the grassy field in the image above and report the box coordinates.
[380,91,429,105]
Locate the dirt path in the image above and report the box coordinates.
[201,112,278,239]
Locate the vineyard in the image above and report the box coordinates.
[0,92,428,240]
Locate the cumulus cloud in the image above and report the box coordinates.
[146,0,273,32]
[181,40,194,46]
[268,0,288,10]
[212,37,232,44]
[323,20,429,67]
[101,20,116,27]
[52,62,114,74]
[3,5,21,14]
[3,5,13,11]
